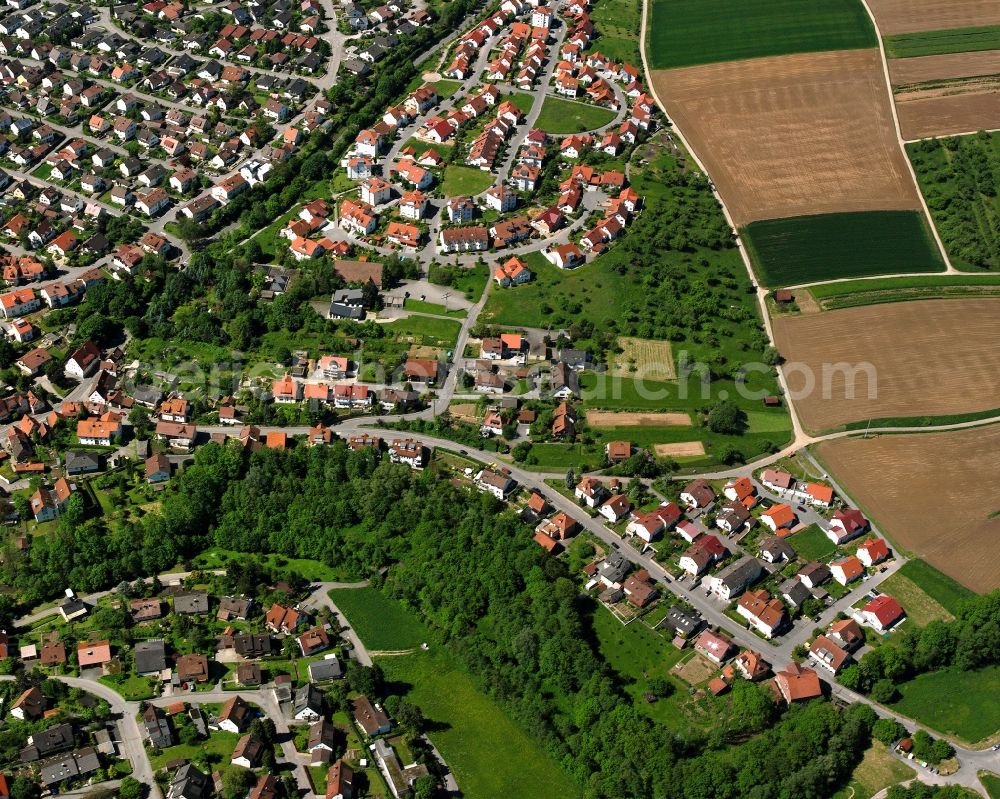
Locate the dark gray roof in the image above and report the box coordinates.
[173,591,209,614]
[21,722,74,761]
[134,638,167,674]
[781,577,812,608]
[308,657,343,682]
[64,450,101,471]
[169,762,211,799]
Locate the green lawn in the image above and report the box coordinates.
[831,742,915,799]
[406,76,462,98]
[647,0,876,70]
[742,211,946,287]
[402,298,467,318]
[808,274,1000,309]
[884,24,1000,58]
[907,134,1000,271]
[440,165,495,197]
[428,262,490,302]
[890,665,1000,744]
[99,674,155,700]
[785,525,836,563]
[534,97,618,134]
[149,731,241,771]
[509,92,535,114]
[383,315,462,349]
[328,587,431,650]
[891,559,973,616]
[378,650,580,798]
[981,772,1000,799]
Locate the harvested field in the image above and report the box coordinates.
[772,298,1000,431]
[674,654,717,685]
[612,337,676,381]
[867,0,1000,36]
[888,49,1000,85]
[449,403,479,422]
[654,442,706,457]
[586,411,692,427]
[651,50,922,226]
[897,87,1000,138]
[815,425,1000,592]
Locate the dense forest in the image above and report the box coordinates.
[4,443,880,797]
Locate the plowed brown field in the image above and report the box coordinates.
[897,87,1000,138]
[772,298,1000,431]
[651,50,922,225]
[888,50,1000,85]
[867,0,1000,36]
[816,426,1000,592]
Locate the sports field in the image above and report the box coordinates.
[867,0,1000,37]
[743,211,944,286]
[646,0,876,70]
[815,425,1000,593]
[651,50,923,227]
[773,298,1000,431]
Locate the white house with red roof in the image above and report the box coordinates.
[856,538,890,568]
[830,556,864,586]
[860,595,905,632]
[826,508,870,544]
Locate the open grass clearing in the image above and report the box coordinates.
[402,298,468,318]
[440,165,495,197]
[378,650,579,798]
[890,664,1000,743]
[981,772,1000,799]
[328,587,431,650]
[743,211,945,287]
[785,525,837,563]
[647,0,876,69]
[383,315,462,349]
[611,336,676,381]
[831,742,916,799]
[534,96,618,134]
[815,426,1000,593]
[891,559,973,615]
[878,572,955,626]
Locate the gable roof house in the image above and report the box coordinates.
[860,595,905,632]
[706,555,764,601]
[680,479,715,509]
[830,556,865,586]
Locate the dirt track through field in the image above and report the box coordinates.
[889,49,1000,85]
[651,50,922,225]
[587,411,692,427]
[654,442,706,456]
[772,298,1000,431]
[867,0,1000,35]
[896,87,1000,138]
[816,426,1000,592]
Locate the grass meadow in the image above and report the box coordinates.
[890,664,1000,743]
[327,587,430,650]
[534,97,618,134]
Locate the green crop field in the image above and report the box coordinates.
[890,664,1000,743]
[534,97,618,134]
[646,0,876,70]
[440,165,495,197]
[378,650,580,798]
[742,211,946,286]
[809,274,1000,309]
[907,134,1000,271]
[328,587,431,650]
[891,559,973,616]
[884,25,1000,58]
